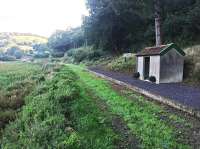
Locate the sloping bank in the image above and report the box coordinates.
[0,66,117,149]
[68,64,191,149]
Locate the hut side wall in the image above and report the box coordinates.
[160,49,184,83]
[150,56,160,83]
[137,56,144,80]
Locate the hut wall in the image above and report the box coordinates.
[160,49,184,83]
[149,56,160,83]
[137,56,144,80]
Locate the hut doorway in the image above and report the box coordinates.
[144,57,150,79]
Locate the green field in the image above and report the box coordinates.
[0,63,197,149]
[0,62,44,133]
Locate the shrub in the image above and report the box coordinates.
[14,51,23,59]
[133,72,140,79]
[87,49,105,61]
[106,56,136,73]
[183,56,194,78]
[34,52,49,58]
[149,76,156,83]
[6,46,24,59]
[0,55,16,61]
[51,52,65,58]
[66,47,106,63]
[73,48,88,63]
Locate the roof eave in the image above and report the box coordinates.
[160,43,186,56]
[136,53,160,57]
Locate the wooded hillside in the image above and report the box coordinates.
[0,32,47,52]
[48,0,200,54]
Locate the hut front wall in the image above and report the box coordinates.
[160,49,184,83]
[137,56,144,80]
[149,56,160,83]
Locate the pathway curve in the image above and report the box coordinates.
[89,68,200,111]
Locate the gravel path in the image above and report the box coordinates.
[89,68,200,111]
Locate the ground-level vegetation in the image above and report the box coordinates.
[62,45,200,86]
[0,62,44,133]
[69,65,198,149]
[0,63,118,148]
[1,63,199,148]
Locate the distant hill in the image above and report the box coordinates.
[0,32,48,52]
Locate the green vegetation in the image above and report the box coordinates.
[70,83,117,149]
[48,1,200,55]
[1,66,80,148]
[184,45,200,85]
[0,62,43,133]
[65,46,107,63]
[1,65,118,148]
[0,62,42,88]
[0,33,47,52]
[48,28,84,56]
[0,63,197,148]
[106,56,136,74]
[64,47,136,75]
[13,35,47,45]
[0,32,48,61]
[69,64,190,149]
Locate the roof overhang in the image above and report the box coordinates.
[136,43,186,57]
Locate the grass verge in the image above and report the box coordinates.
[70,84,118,149]
[69,64,190,149]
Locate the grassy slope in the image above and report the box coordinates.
[184,45,200,85]
[65,45,200,86]
[69,64,191,149]
[0,33,47,52]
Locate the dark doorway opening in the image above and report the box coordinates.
[144,57,150,79]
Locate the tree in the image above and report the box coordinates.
[6,46,23,59]
[48,27,84,55]
[83,0,200,51]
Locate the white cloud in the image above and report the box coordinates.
[0,0,88,37]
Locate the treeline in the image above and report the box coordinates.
[48,0,200,55]
[48,28,84,57]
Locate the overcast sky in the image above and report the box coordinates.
[0,0,88,37]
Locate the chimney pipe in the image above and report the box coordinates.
[154,0,162,46]
[155,17,162,46]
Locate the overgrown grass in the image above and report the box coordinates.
[1,66,80,148]
[184,45,200,85]
[65,47,108,64]
[0,62,44,132]
[69,64,190,149]
[1,63,192,148]
[106,56,136,74]
[0,62,41,88]
[70,84,118,149]
[1,65,118,149]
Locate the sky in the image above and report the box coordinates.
[0,0,88,37]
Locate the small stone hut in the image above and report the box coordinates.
[136,43,185,84]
